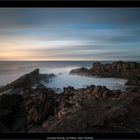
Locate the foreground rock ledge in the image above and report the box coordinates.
[0,67,140,132]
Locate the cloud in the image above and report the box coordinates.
[0,8,140,61]
[0,8,140,29]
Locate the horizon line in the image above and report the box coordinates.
[0,60,139,62]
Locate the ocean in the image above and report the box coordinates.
[0,61,130,91]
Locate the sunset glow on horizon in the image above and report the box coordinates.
[0,8,140,61]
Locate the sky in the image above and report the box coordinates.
[0,8,140,61]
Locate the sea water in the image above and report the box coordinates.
[0,61,128,91]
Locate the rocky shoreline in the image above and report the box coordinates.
[0,61,140,133]
[70,61,140,87]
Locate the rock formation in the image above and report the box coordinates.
[0,69,57,132]
[70,61,140,78]
[41,86,140,133]
[0,69,39,94]
[70,61,140,87]
[26,88,57,125]
[0,93,26,132]
[0,64,140,133]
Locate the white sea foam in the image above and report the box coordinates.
[41,73,127,92]
[0,61,128,91]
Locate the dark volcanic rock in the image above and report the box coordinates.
[70,61,140,87]
[0,94,26,132]
[125,78,140,86]
[42,85,140,133]
[0,69,40,93]
[91,61,140,79]
[0,84,58,132]
[0,68,59,132]
[70,61,140,79]
[70,67,91,76]
[0,121,9,132]
[10,68,39,89]
[63,86,75,94]
[0,94,23,109]
[0,66,140,133]
[26,88,57,125]
[0,81,140,133]
[12,117,26,131]
[39,73,55,82]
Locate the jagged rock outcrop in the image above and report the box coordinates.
[42,86,140,133]
[70,61,140,87]
[0,67,140,133]
[90,61,140,79]
[0,69,40,94]
[0,81,140,133]
[0,69,57,132]
[125,78,140,86]
[25,88,57,125]
[0,85,58,132]
[70,61,140,79]
[0,68,55,96]
[10,68,40,89]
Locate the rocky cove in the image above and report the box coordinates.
[0,61,140,133]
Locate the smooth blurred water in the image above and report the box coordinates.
[42,73,127,92]
[0,61,129,90]
[0,61,93,86]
